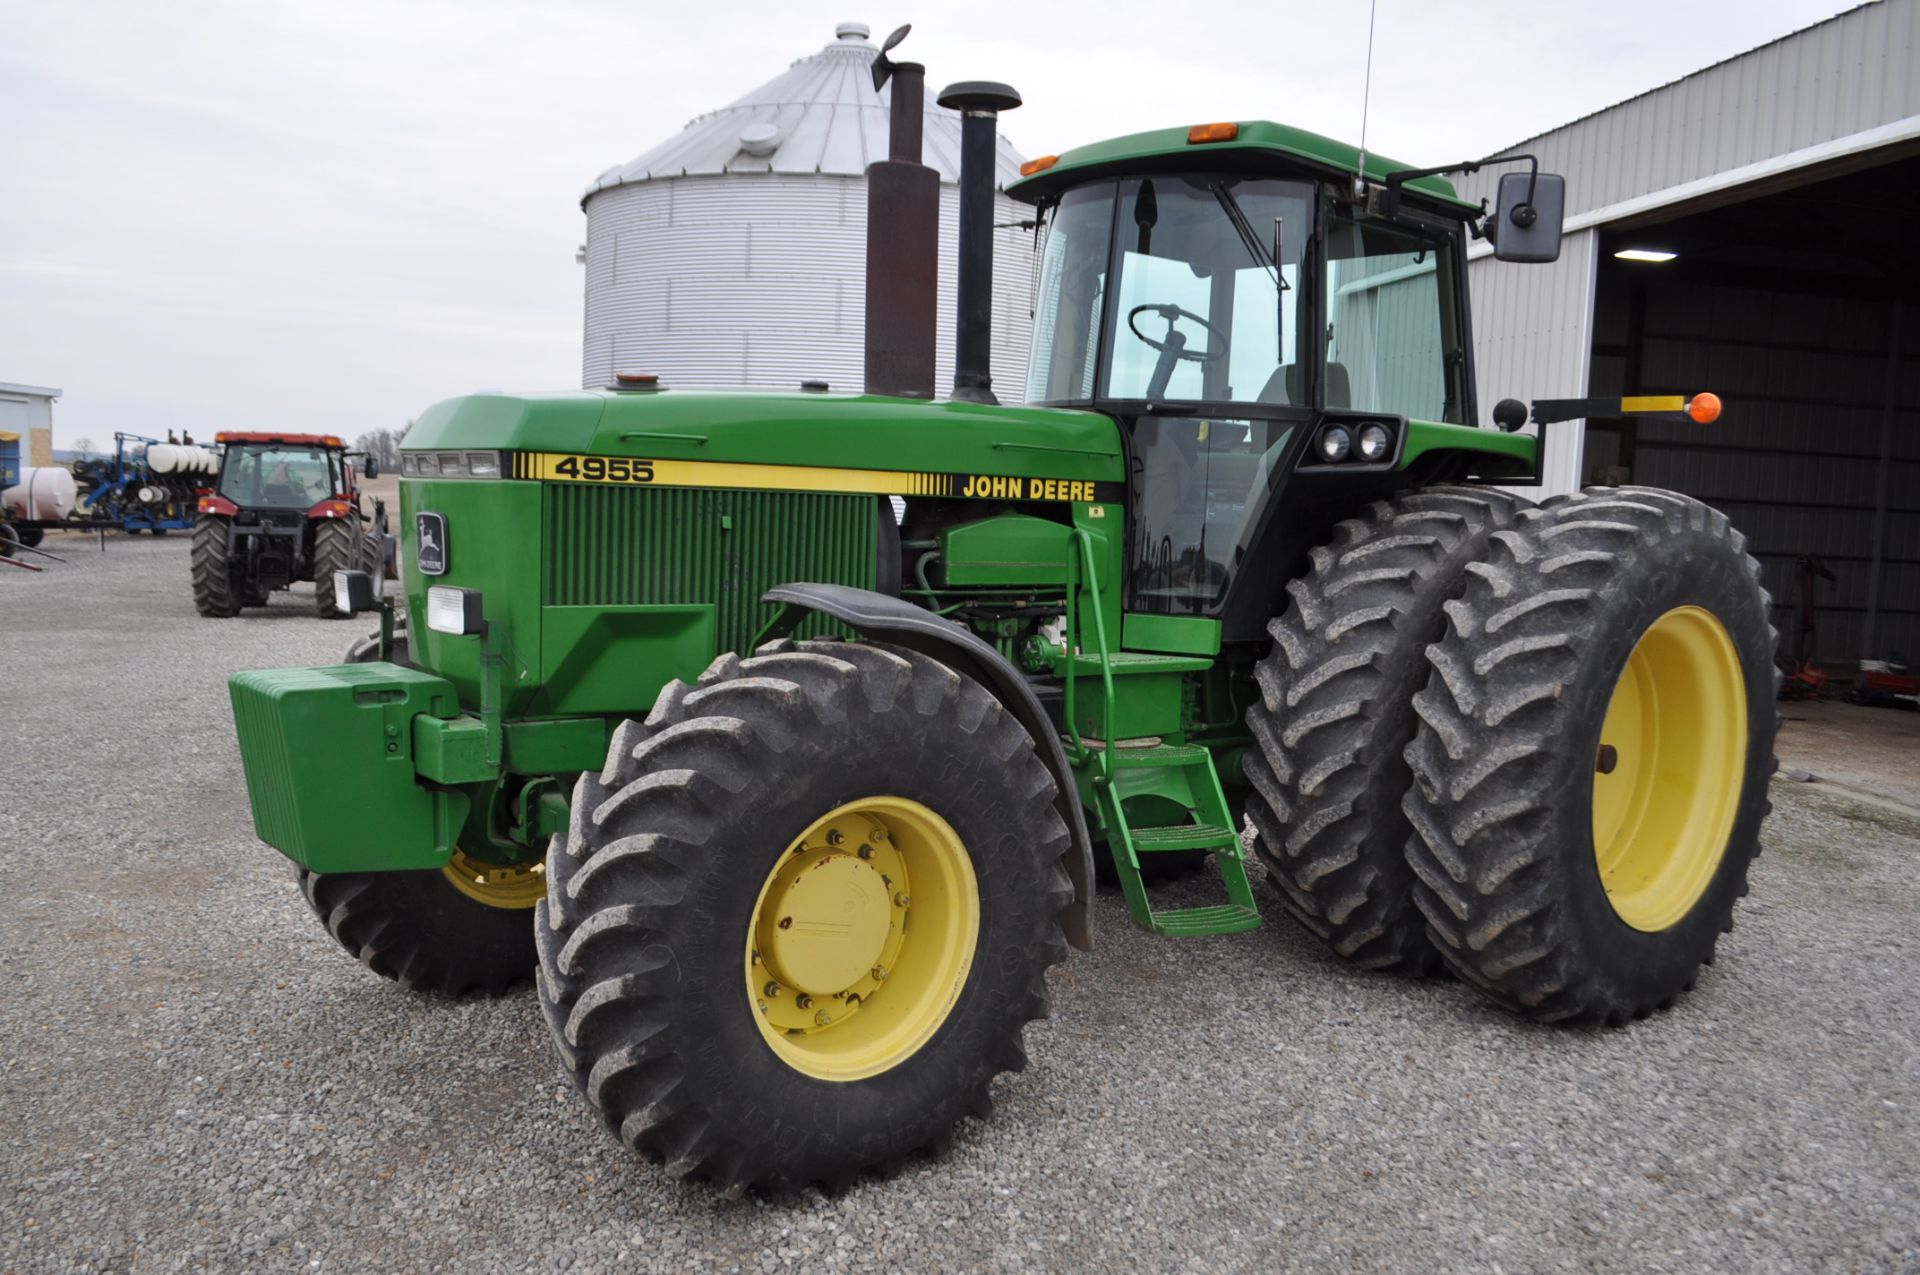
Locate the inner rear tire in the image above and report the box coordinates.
[1246,485,1528,974]
[536,640,1072,1194]
[1402,487,1778,1024]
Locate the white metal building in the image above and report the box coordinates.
[581,23,1037,400]
[1456,0,1920,667]
[0,382,60,467]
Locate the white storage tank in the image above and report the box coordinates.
[580,22,1039,400]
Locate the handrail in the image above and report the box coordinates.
[1063,528,1118,781]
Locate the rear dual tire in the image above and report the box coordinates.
[1246,486,1529,973]
[191,515,240,617]
[1403,487,1778,1024]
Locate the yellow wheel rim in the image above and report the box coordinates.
[745,797,979,1082]
[441,847,545,910]
[1591,606,1748,932]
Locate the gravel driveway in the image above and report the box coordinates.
[4,534,1916,1273]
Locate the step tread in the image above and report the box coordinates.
[1055,650,1214,675]
[1108,744,1212,768]
[1129,822,1240,851]
[1148,904,1263,937]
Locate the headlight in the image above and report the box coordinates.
[1357,423,1393,461]
[1316,425,1352,463]
[425,585,485,635]
[400,450,505,479]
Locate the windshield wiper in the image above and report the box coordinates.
[1210,182,1284,293]
[1210,181,1289,371]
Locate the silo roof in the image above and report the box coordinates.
[583,22,1027,204]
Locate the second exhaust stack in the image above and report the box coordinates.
[937,80,1021,405]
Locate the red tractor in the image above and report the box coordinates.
[192,432,391,618]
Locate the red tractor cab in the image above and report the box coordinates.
[192,432,391,618]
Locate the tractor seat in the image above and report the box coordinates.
[1255,361,1351,409]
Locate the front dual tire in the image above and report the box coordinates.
[536,640,1072,1193]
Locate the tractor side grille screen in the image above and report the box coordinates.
[544,485,879,653]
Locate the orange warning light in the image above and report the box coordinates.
[1687,392,1722,424]
[1019,155,1059,177]
[1187,122,1240,144]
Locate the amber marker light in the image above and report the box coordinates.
[1687,392,1722,424]
[1187,122,1239,143]
[1019,155,1059,176]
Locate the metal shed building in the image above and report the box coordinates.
[1456,0,1920,671]
[580,23,1037,401]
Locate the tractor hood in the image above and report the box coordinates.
[403,391,1124,486]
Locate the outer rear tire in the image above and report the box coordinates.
[16,524,45,549]
[312,519,356,618]
[536,640,1072,1193]
[1403,487,1778,1024]
[1246,485,1528,973]
[191,515,240,617]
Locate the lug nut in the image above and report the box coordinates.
[750,949,761,965]
[871,827,888,842]
[827,829,844,846]
[796,994,813,1009]
[814,1010,834,1027]
[757,1001,769,1015]
[857,844,873,859]
[871,966,888,982]
[894,892,911,908]
[764,981,781,998]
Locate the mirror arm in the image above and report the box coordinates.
[1380,151,1538,230]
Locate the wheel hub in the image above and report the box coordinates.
[746,797,979,1082]
[758,853,895,996]
[1591,605,1747,931]
[441,847,545,910]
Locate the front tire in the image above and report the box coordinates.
[1403,487,1778,1024]
[536,640,1072,1193]
[299,855,541,997]
[296,632,537,995]
[1246,485,1527,973]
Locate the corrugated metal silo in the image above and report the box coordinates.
[581,23,1038,400]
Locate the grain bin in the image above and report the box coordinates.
[580,22,1038,398]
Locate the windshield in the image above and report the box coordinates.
[1026,175,1312,407]
[219,445,337,508]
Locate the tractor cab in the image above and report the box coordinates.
[216,437,346,513]
[194,432,388,619]
[1008,123,1526,632]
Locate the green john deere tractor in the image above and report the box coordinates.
[229,41,1776,1193]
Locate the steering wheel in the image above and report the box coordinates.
[1127,303,1227,362]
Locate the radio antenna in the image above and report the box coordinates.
[1353,0,1379,200]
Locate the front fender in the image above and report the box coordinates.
[762,583,1096,951]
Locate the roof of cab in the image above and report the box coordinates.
[1006,121,1481,217]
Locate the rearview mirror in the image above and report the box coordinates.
[362,455,381,479]
[1489,172,1565,263]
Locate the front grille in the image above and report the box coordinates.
[545,485,879,654]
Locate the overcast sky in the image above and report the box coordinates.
[1,0,1854,448]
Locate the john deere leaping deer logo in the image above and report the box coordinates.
[414,512,448,576]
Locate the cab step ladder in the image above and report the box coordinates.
[1063,530,1261,937]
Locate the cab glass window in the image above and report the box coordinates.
[1323,205,1467,422]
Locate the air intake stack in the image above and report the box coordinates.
[863,26,939,399]
[937,80,1021,405]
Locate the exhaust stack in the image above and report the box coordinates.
[863,26,939,400]
[936,80,1021,405]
